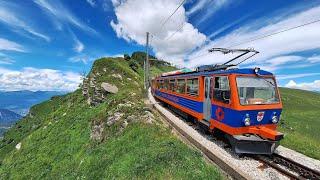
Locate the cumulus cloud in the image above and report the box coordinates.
[0,67,81,91]
[285,80,320,91]
[0,38,25,52]
[187,5,320,69]
[0,1,50,42]
[110,0,206,65]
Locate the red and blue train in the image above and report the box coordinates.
[151,53,284,154]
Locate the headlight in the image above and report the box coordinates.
[272,115,278,123]
[244,114,250,126]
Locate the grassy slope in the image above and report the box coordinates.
[279,87,320,159]
[0,57,221,179]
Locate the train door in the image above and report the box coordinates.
[211,76,231,122]
[203,77,212,121]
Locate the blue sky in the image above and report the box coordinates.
[0,0,320,91]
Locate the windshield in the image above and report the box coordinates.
[236,76,280,105]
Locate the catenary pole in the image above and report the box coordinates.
[145,32,150,90]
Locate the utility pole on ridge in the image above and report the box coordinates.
[145,32,150,91]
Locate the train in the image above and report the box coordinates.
[151,53,284,155]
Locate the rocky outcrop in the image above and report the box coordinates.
[90,120,105,141]
[106,112,123,127]
[101,83,118,94]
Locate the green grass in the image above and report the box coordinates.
[0,56,222,179]
[279,87,320,159]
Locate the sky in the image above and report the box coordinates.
[0,0,320,91]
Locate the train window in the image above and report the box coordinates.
[164,79,169,90]
[169,79,175,91]
[159,80,164,89]
[236,77,280,105]
[186,78,199,96]
[213,76,230,104]
[176,79,186,94]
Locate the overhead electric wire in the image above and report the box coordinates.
[188,18,320,61]
[160,0,187,30]
[166,22,185,41]
[227,18,320,48]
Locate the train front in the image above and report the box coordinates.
[222,68,284,155]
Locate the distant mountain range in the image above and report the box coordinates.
[0,109,22,137]
[0,109,22,126]
[0,90,66,116]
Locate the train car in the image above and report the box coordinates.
[151,66,284,155]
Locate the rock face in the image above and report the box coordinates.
[90,121,104,141]
[101,83,118,94]
[106,112,123,126]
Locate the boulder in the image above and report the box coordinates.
[101,82,118,94]
[15,142,21,150]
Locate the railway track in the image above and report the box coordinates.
[149,93,320,180]
[255,154,320,180]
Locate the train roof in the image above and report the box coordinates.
[158,68,274,79]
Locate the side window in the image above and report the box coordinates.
[159,80,164,89]
[186,78,199,96]
[169,79,175,91]
[164,79,169,90]
[213,76,231,104]
[176,79,186,94]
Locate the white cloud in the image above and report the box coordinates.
[0,57,15,65]
[187,5,320,69]
[308,55,320,63]
[208,14,253,39]
[0,38,25,52]
[73,38,84,53]
[0,67,81,91]
[187,0,230,26]
[69,55,91,64]
[34,0,97,34]
[110,0,206,65]
[277,73,320,80]
[0,2,50,42]
[86,0,96,7]
[69,53,123,64]
[285,80,320,91]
